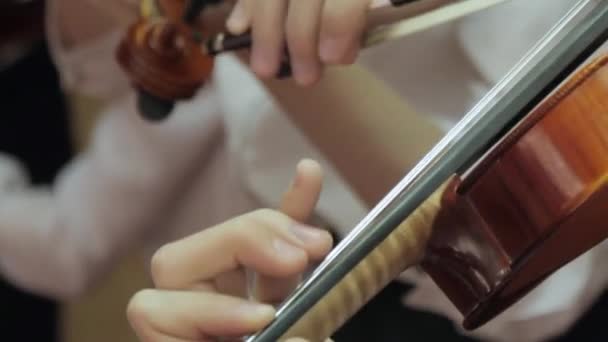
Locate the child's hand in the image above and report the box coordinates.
[226,0,372,86]
[126,160,334,341]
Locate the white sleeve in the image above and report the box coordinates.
[0,92,222,300]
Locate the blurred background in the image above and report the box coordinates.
[0,1,606,341]
[1,1,148,341]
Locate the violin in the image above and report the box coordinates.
[115,0,608,341]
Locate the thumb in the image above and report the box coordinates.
[279,158,323,221]
[250,159,326,303]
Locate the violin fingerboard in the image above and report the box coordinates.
[275,179,452,341]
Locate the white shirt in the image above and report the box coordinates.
[0,1,605,341]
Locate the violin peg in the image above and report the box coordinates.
[136,89,176,122]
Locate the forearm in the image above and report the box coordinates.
[0,95,221,299]
[261,64,442,207]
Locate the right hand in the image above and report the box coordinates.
[126,159,334,341]
[225,0,373,86]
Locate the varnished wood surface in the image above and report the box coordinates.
[117,0,215,101]
[422,54,608,329]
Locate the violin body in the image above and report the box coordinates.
[424,53,608,328]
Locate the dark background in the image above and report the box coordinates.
[0,1,606,341]
[335,282,608,341]
[0,32,70,342]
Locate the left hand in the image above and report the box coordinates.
[126,159,334,341]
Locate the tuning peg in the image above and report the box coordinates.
[136,89,175,122]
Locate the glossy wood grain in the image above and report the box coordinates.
[116,1,214,102]
[422,54,608,329]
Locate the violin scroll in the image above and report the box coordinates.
[117,1,216,120]
[117,17,213,120]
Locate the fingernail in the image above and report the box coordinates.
[297,158,321,174]
[290,159,318,188]
[293,62,320,86]
[251,49,274,78]
[291,61,311,82]
[273,238,305,258]
[237,302,276,319]
[290,224,327,243]
[319,37,342,63]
